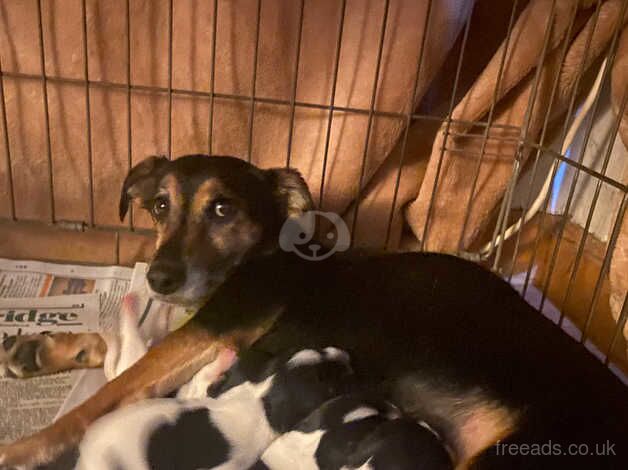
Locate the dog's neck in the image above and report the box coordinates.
[191,249,308,340]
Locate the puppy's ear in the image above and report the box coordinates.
[265,168,314,219]
[119,156,169,221]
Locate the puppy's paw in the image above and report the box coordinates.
[0,333,106,378]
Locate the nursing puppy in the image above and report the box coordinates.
[255,394,453,470]
[76,347,354,470]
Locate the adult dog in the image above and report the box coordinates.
[1,155,626,469]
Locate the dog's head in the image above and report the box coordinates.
[119,155,314,305]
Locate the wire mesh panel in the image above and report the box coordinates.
[0,0,627,374]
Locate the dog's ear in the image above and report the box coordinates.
[119,156,169,221]
[265,168,314,219]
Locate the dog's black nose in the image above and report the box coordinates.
[147,261,186,295]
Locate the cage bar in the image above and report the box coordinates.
[36,0,55,223]
[505,3,580,282]
[126,0,134,230]
[456,0,521,254]
[0,68,527,132]
[520,0,605,299]
[167,0,174,159]
[582,194,627,343]
[606,292,628,365]
[247,0,262,163]
[350,0,391,243]
[81,0,95,227]
[537,0,625,314]
[384,0,433,249]
[207,0,218,155]
[284,0,305,169]
[318,0,347,208]
[558,89,628,328]
[420,2,476,250]
[491,0,557,271]
[0,55,16,220]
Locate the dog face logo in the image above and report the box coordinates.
[279,211,350,261]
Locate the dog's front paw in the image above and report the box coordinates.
[1,333,106,378]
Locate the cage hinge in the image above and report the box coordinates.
[54,220,88,232]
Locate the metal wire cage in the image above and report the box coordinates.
[0,0,627,376]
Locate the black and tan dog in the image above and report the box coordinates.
[1,155,626,469]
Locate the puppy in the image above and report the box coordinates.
[255,393,453,470]
[76,347,354,470]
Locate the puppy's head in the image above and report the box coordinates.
[119,155,313,305]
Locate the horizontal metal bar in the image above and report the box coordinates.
[0,216,155,237]
[0,70,522,131]
[525,143,627,192]
[442,143,627,193]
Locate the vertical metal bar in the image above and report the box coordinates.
[247,0,262,163]
[350,0,390,243]
[318,0,347,208]
[505,3,580,282]
[383,0,433,249]
[284,0,305,169]
[537,0,624,314]
[605,291,628,366]
[126,0,134,230]
[0,56,16,220]
[582,194,627,343]
[520,0,604,299]
[420,3,475,250]
[491,0,557,271]
[115,231,121,265]
[81,0,95,227]
[167,0,173,159]
[557,89,628,326]
[456,0,521,253]
[207,0,218,155]
[36,0,55,223]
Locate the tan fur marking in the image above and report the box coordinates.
[190,179,224,221]
[155,174,184,249]
[188,179,262,256]
[391,377,520,468]
[455,403,519,468]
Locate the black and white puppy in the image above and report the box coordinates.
[254,394,453,470]
[76,347,354,470]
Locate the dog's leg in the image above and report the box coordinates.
[0,320,232,468]
[1,332,107,378]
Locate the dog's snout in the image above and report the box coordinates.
[147,261,186,295]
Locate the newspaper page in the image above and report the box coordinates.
[0,257,133,331]
[0,258,133,443]
[0,294,99,443]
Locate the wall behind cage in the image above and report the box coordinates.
[0,0,475,248]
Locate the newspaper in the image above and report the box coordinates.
[0,294,100,443]
[0,258,133,443]
[0,258,134,331]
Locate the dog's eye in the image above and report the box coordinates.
[152,196,169,218]
[212,200,234,218]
